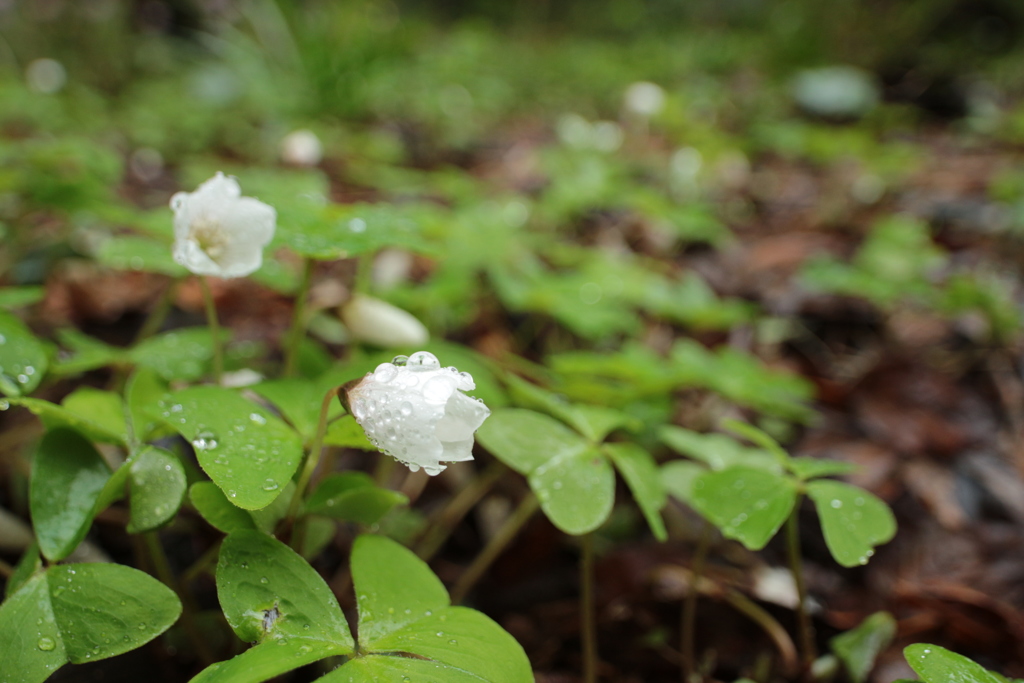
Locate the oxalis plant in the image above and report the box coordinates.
[0,171,1016,683]
[0,174,529,683]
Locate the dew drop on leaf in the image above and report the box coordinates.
[37,637,55,651]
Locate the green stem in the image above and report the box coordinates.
[373,451,397,487]
[450,491,538,605]
[135,276,181,345]
[143,533,214,665]
[786,500,816,667]
[283,258,315,378]
[181,541,222,584]
[682,522,713,683]
[581,531,598,683]
[354,252,374,295]
[0,557,13,578]
[416,461,508,561]
[287,386,339,551]
[198,277,223,385]
[722,588,799,677]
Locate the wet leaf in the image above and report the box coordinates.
[660,426,778,471]
[661,461,705,505]
[131,328,219,382]
[831,612,896,683]
[30,428,111,561]
[127,447,187,533]
[189,482,257,535]
[722,419,791,467]
[319,654,498,683]
[60,387,128,444]
[6,543,42,599]
[158,386,303,510]
[125,366,170,443]
[788,457,860,480]
[529,445,615,535]
[352,534,449,647]
[359,608,532,682]
[51,329,120,376]
[604,443,667,540]
[95,235,186,277]
[215,531,354,648]
[348,535,532,682]
[252,378,342,443]
[502,373,621,440]
[477,407,590,475]
[323,415,376,450]
[0,311,48,397]
[905,644,1004,683]
[807,480,896,567]
[0,285,45,310]
[191,639,341,683]
[691,467,798,550]
[47,563,181,664]
[10,396,128,446]
[303,472,408,525]
[0,574,66,683]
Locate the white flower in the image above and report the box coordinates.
[341,294,429,348]
[170,172,276,278]
[344,351,490,476]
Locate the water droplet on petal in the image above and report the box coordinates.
[373,363,398,382]
[391,355,409,366]
[407,351,440,370]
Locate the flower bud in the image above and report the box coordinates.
[280,129,323,166]
[343,351,490,475]
[340,295,429,348]
[624,81,665,117]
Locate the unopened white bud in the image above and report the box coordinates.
[624,81,665,117]
[26,58,66,94]
[341,295,429,348]
[281,129,323,166]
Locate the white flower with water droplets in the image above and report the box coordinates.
[344,351,490,476]
[170,172,276,278]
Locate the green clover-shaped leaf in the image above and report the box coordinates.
[158,387,304,510]
[806,480,895,567]
[691,466,798,550]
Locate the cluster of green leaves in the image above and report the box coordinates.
[549,339,815,425]
[661,421,896,567]
[802,215,1021,341]
[0,288,535,681]
[478,377,664,538]
[192,532,530,682]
